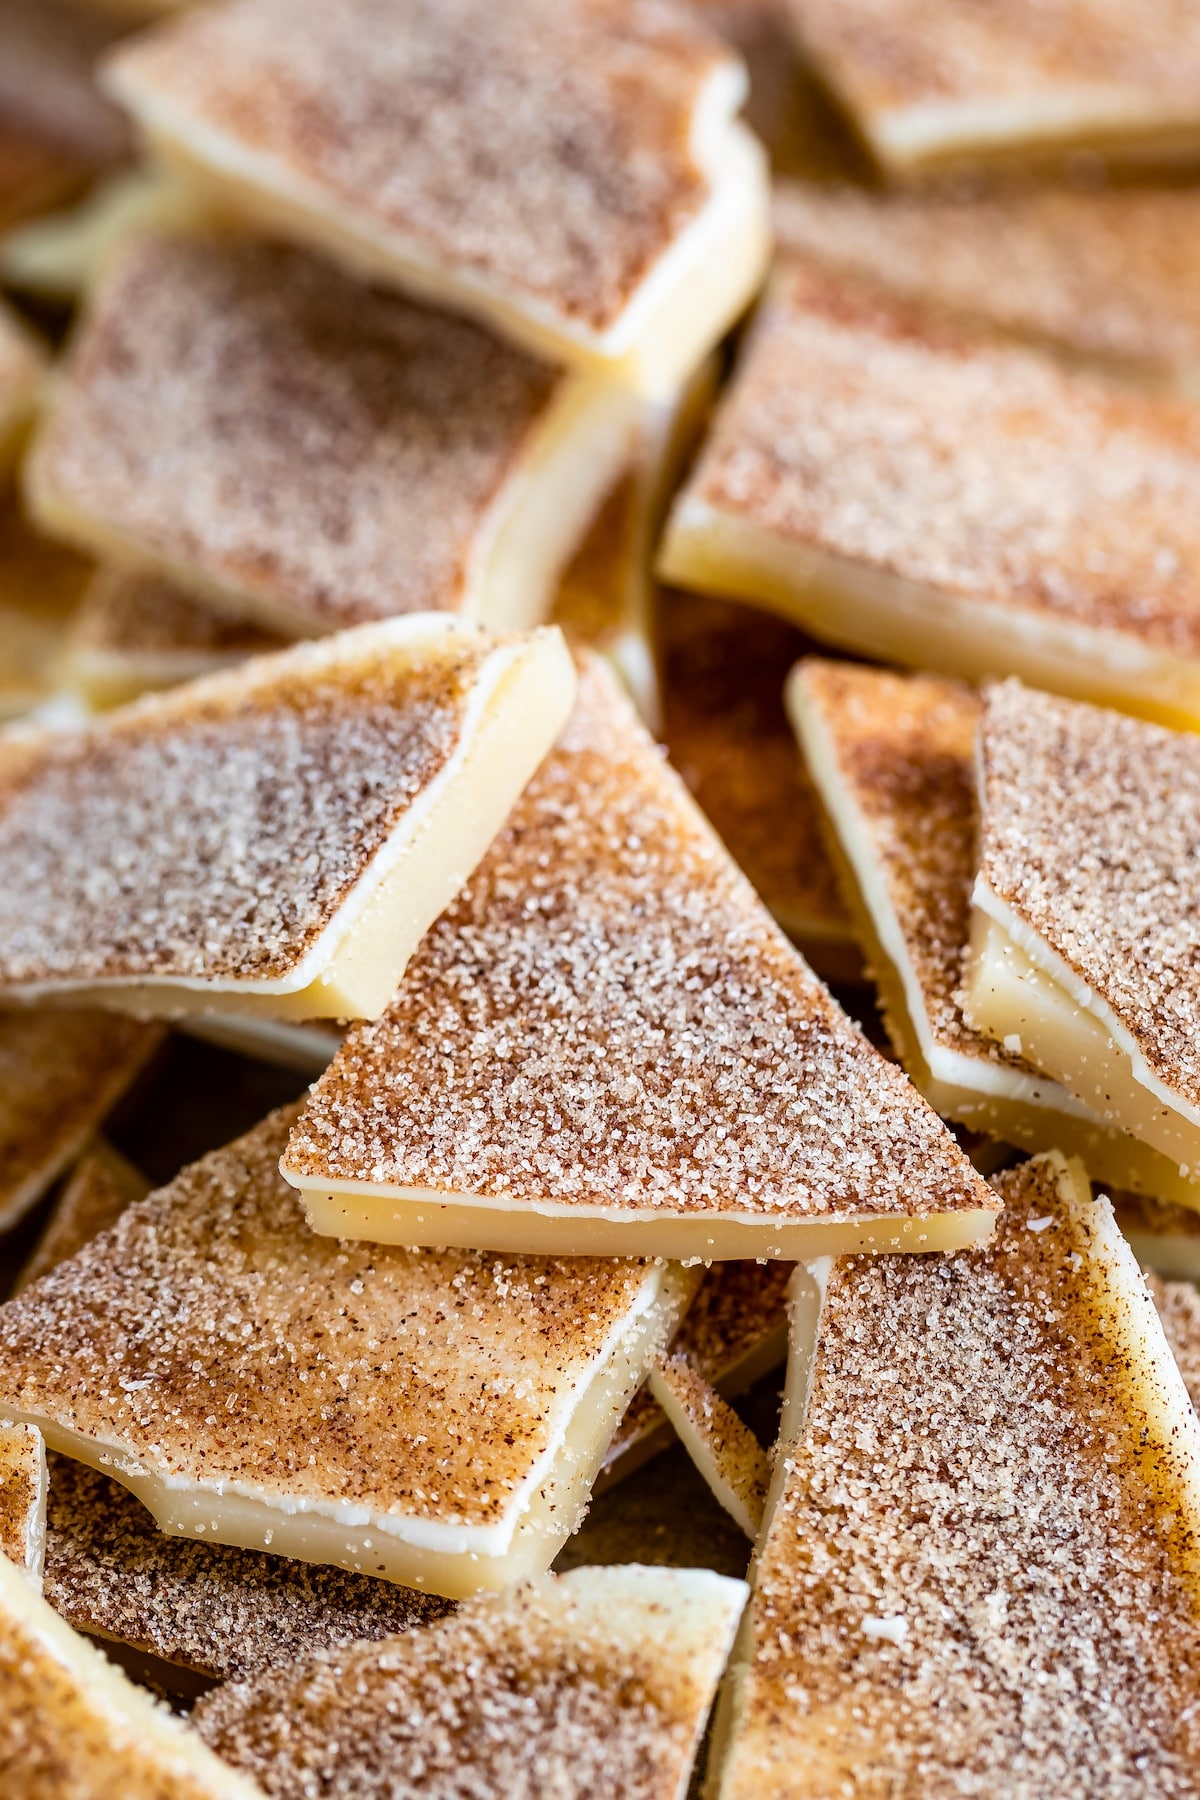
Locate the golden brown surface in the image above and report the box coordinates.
[286,658,991,1228]
[786,0,1200,160]
[0,0,131,228]
[773,179,1200,381]
[0,1418,43,1573]
[678,262,1200,657]
[978,680,1200,1111]
[0,499,93,718]
[106,0,729,336]
[0,622,498,989]
[720,1157,1200,1797]
[0,1009,160,1232]
[43,1453,452,1683]
[17,1139,147,1291]
[0,1107,659,1534]
[0,1544,264,1798]
[194,1565,743,1800]
[29,232,565,632]
[659,591,849,942]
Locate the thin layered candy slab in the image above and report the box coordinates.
[659,263,1200,732]
[0,616,575,1021]
[194,1565,747,1800]
[103,0,770,398]
[784,0,1200,180]
[0,1108,693,1599]
[773,178,1200,392]
[0,1539,266,1799]
[964,680,1200,1210]
[711,1154,1200,1797]
[0,1009,161,1233]
[27,232,638,639]
[0,1418,46,1584]
[283,655,998,1260]
[790,658,1200,1204]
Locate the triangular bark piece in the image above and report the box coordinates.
[283,656,997,1260]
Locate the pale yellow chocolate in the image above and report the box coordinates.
[17,1138,147,1292]
[0,1009,160,1233]
[965,681,1200,1202]
[774,178,1200,390]
[0,1537,265,1799]
[1113,1192,1200,1281]
[283,656,998,1262]
[0,616,576,1021]
[602,1257,791,1484]
[195,1564,747,1800]
[659,262,1200,732]
[0,1418,46,1583]
[711,1155,1200,1797]
[28,231,637,640]
[790,658,1200,1203]
[786,0,1200,178]
[68,567,290,709]
[0,1107,692,1599]
[649,1355,770,1537]
[103,0,770,397]
[43,1453,452,1684]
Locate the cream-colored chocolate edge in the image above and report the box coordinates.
[966,891,1200,1176]
[103,58,770,399]
[648,1363,769,1538]
[787,667,1198,1200]
[657,499,1200,730]
[0,626,577,1018]
[1120,1226,1200,1282]
[0,1546,263,1798]
[286,1175,999,1261]
[2,1265,692,1600]
[868,89,1200,178]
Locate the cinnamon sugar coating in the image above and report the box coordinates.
[786,0,1200,148]
[795,659,1030,1074]
[681,262,1200,657]
[287,658,990,1225]
[0,1107,659,1534]
[977,680,1200,1111]
[720,1158,1200,1798]
[1148,1275,1200,1416]
[29,232,564,632]
[0,623,495,989]
[659,592,848,941]
[194,1565,743,1800]
[74,569,289,663]
[106,0,728,335]
[773,180,1200,380]
[0,1420,44,1575]
[0,1009,161,1232]
[43,1453,451,1682]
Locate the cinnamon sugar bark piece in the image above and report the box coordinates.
[785,0,1200,180]
[660,262,1200,732]
[0,1106,694,1599]
[28,231,638,640]
[964,680,1200,1212]
[103,0,770,398]
[791,658,1200,1205]
[283,655,998,1260]
[711,1154,1200,1796]
[0,616,575,1021]
[194,1565,746,1800]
